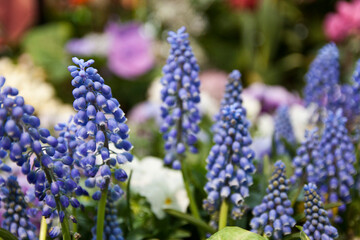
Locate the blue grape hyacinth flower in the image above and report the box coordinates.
[316,109,356,221]
[291,128,319,184]
[0,77,83,232]
[303,183,338,240]
[203,103,255,228]
[212,70,244,134]
[250,160,295,239]
[0,176,37,240]
[91,189,124,240]
[220,70,243,107]
[273,106,296,155]
[68,57,132,200]
[159,26,201,169]
[304,43,339,110]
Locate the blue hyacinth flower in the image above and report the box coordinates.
[159,26,201,169]
[250,161,295,239]
[291,128,319,184]
[0,77,84,228]
[68,57,132,200]
[203,103,255,228]
[304,43,339,110]
[303,183,339,240]
[1,176,37,240]
[273,106,296,155]
[316,109,356,221]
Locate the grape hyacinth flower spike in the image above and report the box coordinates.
[304,43,339,111]
[0,176,37,240]
[273,105,296,155]
[220,70,243,107]
[291,128,319,184]
[250,160,295,239]
[68,57,132,240]
[212,70,243,134]
[160,26,201,169]
[0,77,78,239]
[303,183,338,240]
[316,109,356,222]
[204,103,255,229]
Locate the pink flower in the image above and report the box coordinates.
[324,0,360,42]
[199,70,228,104]
[106,21,155,79]
[324,13,350,42]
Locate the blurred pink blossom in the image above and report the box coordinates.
[324,0,360,42]
[106,22,155,79]
[199,70,228,104]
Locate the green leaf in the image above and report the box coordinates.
[164,208,215,234]
[22,22,73,83]
[296,226,311,240]
[0,228,18,240]
[208,227,267,240]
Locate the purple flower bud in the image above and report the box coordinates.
[114,169,127,182]
[92,191,101,200]
[45,194,56,208]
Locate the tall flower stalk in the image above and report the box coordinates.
[316,109,356,222]
[204,103,255,229]
[0,77,77,240]
[273,105,296,155]
[250,161,295,239]
[304,43,339,121]
[303,183,338,240]
[159,27,201,219]
[68,58,132,240]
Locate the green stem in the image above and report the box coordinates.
[181,165,200,220]
[96,185,109,240]
[39,217,47,240]
[218,200,229,230]
[72,207,77,233]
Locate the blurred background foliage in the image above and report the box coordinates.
[1,0,360,113]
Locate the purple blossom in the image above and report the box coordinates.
[243,83,302,113]
[106,21,154,79]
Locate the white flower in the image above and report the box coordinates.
[289,104,312,142]
[256,113,274,137]
[243,93,261,124]
[124,156,189,219]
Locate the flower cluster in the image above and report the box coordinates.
[160,26,201,169]
[303,183,339,240]
[0,77,82,229]
[212,70,244,134]
[316,109,355,216]
[351,59,360,119]
[291,128,319,184]
[203,103,255,227]
[68,57,133,200]
[92,193,124,240]
[324,0,360,42]
[220,70,243,108]
[304,43,339,110]
[0,176,37,240]
[273,106,296,155]
[250,161,295,239]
